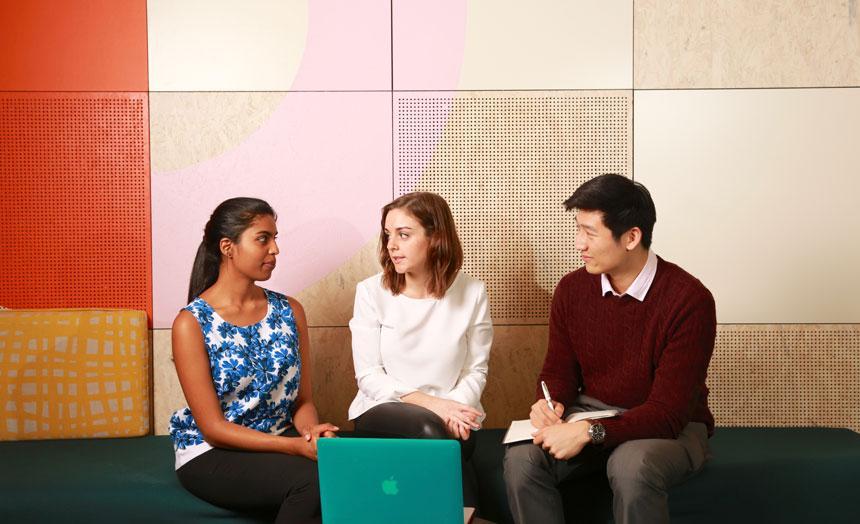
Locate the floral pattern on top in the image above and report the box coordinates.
[169,289,301,452]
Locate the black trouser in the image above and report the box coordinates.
[176,429,320,524]
[353,402,480,509]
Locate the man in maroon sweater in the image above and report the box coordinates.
[504,174,716,524]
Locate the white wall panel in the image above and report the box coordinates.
[394,0,632,90]
[635,88,860,323]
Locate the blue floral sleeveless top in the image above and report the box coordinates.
[169,289,301,469]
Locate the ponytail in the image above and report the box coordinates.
[187,239,221,303]
[186,197,276,303]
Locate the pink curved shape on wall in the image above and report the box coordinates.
[392,0,467,194]
[291,0,391,91]
[152,1,469,326]
[152,92,391,327]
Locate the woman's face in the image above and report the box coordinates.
[384,208,430,276]
[227,214,279,281]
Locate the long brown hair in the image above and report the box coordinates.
[379,192,463,298]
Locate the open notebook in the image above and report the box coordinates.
[503,410,619,444]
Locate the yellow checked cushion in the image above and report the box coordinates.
[0,309,150,440]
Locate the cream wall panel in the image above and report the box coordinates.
[635,88,860,323]
[394,0,632,90]
[150,93,286,172]
[635,0,860,89]
[148,0,308,91]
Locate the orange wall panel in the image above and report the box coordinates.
[0,93,152,322]
[0,0,148,91]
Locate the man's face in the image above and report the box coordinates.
[574,209,627,275]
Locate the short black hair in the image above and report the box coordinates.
[563,174,656,249]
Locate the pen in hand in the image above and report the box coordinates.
[540,380,555,412]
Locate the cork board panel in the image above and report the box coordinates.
[709,325,860,432]
[310,327,355,429]
[296,239,381,328]
[481,325,550,429]
[635,88,860,323]
[0,93,152,322]
[635,0,860,89]
[394,0,632,90]
[149,92,287,173]
[152,329,180,436]
[395,91,632,324]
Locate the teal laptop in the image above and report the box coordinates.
[317,438,463,524]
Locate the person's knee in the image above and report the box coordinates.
[607,445,666,494]
[415,415,447,438]
[504,443,549,488]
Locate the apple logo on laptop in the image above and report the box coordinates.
[381,476,399,495]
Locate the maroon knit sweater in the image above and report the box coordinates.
[538,257,717,448]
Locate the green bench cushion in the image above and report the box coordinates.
[472,427,860,524]
[1,428,858,523]
[0,437,266,523]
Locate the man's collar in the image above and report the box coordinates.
[601,250,658,301]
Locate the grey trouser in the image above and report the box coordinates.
[503,401,710,524]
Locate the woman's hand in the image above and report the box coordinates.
[302,422,340,442]
[287,436,319,461]
[301,422,339,453]
[402,391,483,440]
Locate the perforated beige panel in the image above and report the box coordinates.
[396,91,632,323]
[709,325,860,432]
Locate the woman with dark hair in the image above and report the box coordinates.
[348,191,494,507]
[169,197,337,524]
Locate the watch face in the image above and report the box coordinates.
[589,423,606,444]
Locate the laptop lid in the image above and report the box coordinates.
[318,437,463,524]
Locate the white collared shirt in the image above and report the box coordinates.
[601,250,658,302]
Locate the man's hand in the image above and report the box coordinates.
[533,420,591,460]
[529,398,565,429]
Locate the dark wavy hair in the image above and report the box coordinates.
[187,197,276,302]
[563,174,657,249]
[379,192,463,298]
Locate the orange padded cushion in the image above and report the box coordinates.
[0,309,150,440]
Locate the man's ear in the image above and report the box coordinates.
[219,238,233,258]
[625,227,643,251]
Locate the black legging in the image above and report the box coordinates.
[353,402,479,508]
[176,429,320,524]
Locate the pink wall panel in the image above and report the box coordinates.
[291,0,391,91]
[393,0,466,90]
[151,92,392,327]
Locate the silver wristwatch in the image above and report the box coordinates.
[587,422,606,445]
